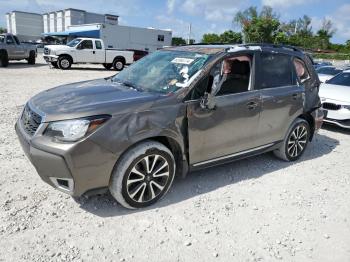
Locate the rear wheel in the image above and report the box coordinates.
[103,63,113,70]
[0,51,9,67]
[113,58,125,71]
[274,118,310,161]
[27,51,36,65]
[58,56,72,70]
[109,141,176,209]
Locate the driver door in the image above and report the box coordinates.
[76,40,95,63]
[186,53,262,166]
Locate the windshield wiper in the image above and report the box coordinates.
[113,78,143,92]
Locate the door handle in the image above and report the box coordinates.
[292,93,298,100]
[247,101,258,110]
[92,51,95,54]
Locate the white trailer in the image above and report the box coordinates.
[67,23,172,52]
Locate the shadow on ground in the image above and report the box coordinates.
[322,123,350,135]
[77,133,339,217]
[3,62,47,69]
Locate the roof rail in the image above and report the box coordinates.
[239,43,303,52]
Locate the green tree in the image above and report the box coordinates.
[234,6,280,43]
[202,33,221,43]
[172,37,186,46]
[316,19,336,49]
[0,27,7,34]
[219,30,242,44]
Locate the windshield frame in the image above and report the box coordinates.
[66,38,82,47]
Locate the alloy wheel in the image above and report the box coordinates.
[287,124,308,158]
[126,154,170,203]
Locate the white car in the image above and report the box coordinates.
[319,70,350,129]
[316,66,343,83]
[43,38,134,70]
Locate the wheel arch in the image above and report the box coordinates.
[113,56,126,64]
[0,49,8,55]
[298,112,315,141]
[58,53,74,63]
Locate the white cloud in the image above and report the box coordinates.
[167,0,176,14]
[262,0,308,8]
[328,4,350,41]
[181,0,241,22]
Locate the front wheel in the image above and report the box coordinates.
[109,141,176,209]
[274,118,310,161]
[58,56,72,70]
[0,51,9,67]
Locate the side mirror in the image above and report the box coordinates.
[324,79,329,83]
[76,45,82,50]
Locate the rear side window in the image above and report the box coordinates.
[260,53,293,89]
[293,58,310,83]
[95,40,102,49]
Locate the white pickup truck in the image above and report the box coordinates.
[43,38,134,70]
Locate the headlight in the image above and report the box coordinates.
[44,115,110,142]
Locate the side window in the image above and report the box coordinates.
[216,55,252,96]
[158,35,164,42]
[260,53,293,89]
[6,36,14,44]
[13,36,20,45]
[293,58,310,83]
[80,40,93,49]
[95,40,102,50]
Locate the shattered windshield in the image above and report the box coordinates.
[67,38,82,47]
[0,35,4,43]
[113,50,211,94]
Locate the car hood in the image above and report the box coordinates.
[29,78,159,122]
[319,83,350,103]
[45,45,72,51]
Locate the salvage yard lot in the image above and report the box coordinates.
[0,58,349,262]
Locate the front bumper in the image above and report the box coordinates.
[322,100,350,129]
[323,118,350,129]
[43,55,59,63]
[15,116,118,197]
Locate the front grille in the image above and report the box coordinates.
[21,105,42,136]
[44,47,50,55]
[322,102,341,111]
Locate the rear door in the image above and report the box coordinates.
[13,35,26,58]
[75,40,95,63]
[94,40,105,63]
[256,51,304,145]
[5,35,16,59]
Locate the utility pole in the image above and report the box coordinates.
[187,23,192,45]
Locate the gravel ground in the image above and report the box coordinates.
[0,58,350,262]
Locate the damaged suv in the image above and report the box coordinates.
[16,44,324,209]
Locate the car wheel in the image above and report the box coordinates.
[0,51,9,67]
[113,58,124,71]
[58,56,72,70]
[103,63,113,70]
[109,141,176,209]
[51,62,59,68]
[27,51,36,65]
[274,118,310,161]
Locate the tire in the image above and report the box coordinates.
[113,58,125,71]
[273,118,310,162]
[103,63,113,70]
[58,56,72,70]
[51,62,59,68]
[27,51,36,65]
[109,141,176,209]
[0,51,9,67]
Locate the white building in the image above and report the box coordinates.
[5,11,43,41]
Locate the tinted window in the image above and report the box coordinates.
[260,53,293,88]
[316,67,342,75]
[95,40,102,49]
[80,40,93,49]
[326,72,350,86]
[6,36,14,44]
[13,35,20,45]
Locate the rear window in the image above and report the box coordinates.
[260,53,293,89]
[326,72,350,86]
[95,40,102,49]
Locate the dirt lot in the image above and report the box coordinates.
[0,58,349,262]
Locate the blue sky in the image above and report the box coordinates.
[0,0,349,43]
